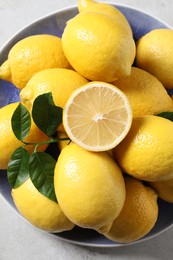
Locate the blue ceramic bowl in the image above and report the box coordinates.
[0,3,173,247]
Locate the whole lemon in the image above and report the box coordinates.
[0,102,49,169]
[0,35,71,89]
[149,178,173,203]
[78,0,132,35]
[20,68,88,111]
[104,176,158,243]
[12,178,74,232]
[136,29,173,89]
[62,12,136,82]
[113,115,173,182]
[54,143,126,230]
[112,67,173,116]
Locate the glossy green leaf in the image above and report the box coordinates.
[11,103,31,141]
[32,93,63,137]
[7,147,30,188]
[156,112,173,121]
[29,152,57,202]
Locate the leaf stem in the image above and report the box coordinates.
[22,137,70,147]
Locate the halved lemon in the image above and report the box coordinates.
[63,81,132,151]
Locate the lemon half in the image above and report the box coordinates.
[63,81,132,151]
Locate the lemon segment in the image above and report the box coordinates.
[63,82,132,151]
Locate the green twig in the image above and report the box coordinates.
[21,137,70,152]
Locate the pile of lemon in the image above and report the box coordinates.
[1,0,173,244]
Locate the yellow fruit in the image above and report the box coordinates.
[104,176,158,243]
[78,0,132,35]
[0,60,11,81]
[63,81,132,151]
[0,102,49,169]
[20,68,88,112]
[136,29,173,89]
[62,11,136,82]
[113,115,173,182]
[12,178,74,232]
[112,67,173,116]
[54,143,126,231]
[0,34,71,89]
[149,178,173,203]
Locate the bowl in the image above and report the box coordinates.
[0,3,173,247]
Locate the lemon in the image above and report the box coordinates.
[54,143,126,231]
[113,115,173,182]
[63,81,132,151]
[112,67,173,116]
[78,0,132,35]
[149,178,173,203]
[62,11,136,82]
[136,29,173,89]
[104,176,158,243]
[0,102,49,169]
[0,34,71,89]
[20,68,88,112]
[12,178,74,232]
[0,60,11,81]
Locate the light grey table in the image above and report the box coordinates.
[0,1,173,259]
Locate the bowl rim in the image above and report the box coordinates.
[0,2,172,54]
[1,190,173,248]
[0,2,173,248]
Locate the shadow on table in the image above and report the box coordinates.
[78,228,172,260]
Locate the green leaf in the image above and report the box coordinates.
[29,152,57,202]
[156,112,173,121]
[11,103,31,141]
[7,147,30,188]
[32,93,63,137]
